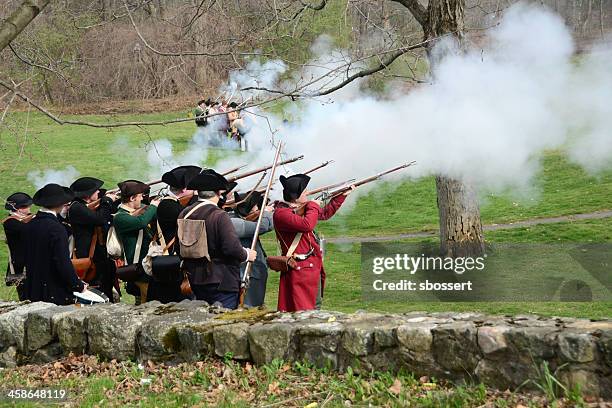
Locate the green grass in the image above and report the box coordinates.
[316,152,612,238]
[262,217,612,318]
[0,111,611,319]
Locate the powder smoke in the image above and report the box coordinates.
[125,4,612,203]
[27,166,81,190]
[243,4,612,200]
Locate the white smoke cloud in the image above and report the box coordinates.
[107,4,612,205]
[27,166,80,190]
[222,58,288,102]
[241,3,612,201]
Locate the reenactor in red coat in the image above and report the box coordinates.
[273,174,353,312]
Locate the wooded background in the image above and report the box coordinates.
[1,0,609,107]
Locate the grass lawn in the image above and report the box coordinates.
[0,112,610,319]
[262,217,612,319]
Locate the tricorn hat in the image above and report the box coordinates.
[280,174,310,202]
[5,192,33,211]
[162,165,202,189]
[117,180,149,198]
[33,184,75,208]
[233,190,265,218]
[187,169,232,192]
[70,177,104,198]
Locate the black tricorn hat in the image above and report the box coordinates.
[33,184,75,208]
[162,165,202,189]
[117,179,150,198]
[280,174,310,202]
[5,192,33,211]
[187,169,231,192]
[233,190,265,218]
[70,177,104,198]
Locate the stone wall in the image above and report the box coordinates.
[0,300,610,397]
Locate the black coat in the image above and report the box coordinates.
[3,216,27,276]
[180,202,247,292]
[68,197,114,259]
[156,197,182,255]
[24,211,84,305]
[67,197,116,297]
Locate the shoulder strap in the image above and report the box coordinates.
[156,221,168,254]
[164,237,176,254]
[286,233,303,257]
[2,215,21,224]
[133,229,144,264]
[183,201,208,219]
[87,228,98,259]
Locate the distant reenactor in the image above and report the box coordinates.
[229,190,273,307]
[2,192,33,300]
[179,170,255,309]
[68,177,119,300]
[226,102,249,151]
[24,184,87,305]
[194,99,210,127]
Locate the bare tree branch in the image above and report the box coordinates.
[0,0,51,52]
[389,0,428,27]
[242,40,429,98]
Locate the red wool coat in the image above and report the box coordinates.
[273,195,346,312]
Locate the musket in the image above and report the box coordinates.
[305,179,355,197]
[322,162,416,200]
[303,160,333,175]
[239,142,283,308]
[228,155,304,182]
[107,179,163,194]
[290,179,355,215]
[226,161,332,207]
[224,171,267,208]
[86,179,163,210]
[221,164,247,176]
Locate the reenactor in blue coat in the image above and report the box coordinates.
[2,192,33,300]
[24,184,86,305]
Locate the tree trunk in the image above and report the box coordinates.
[426,0,485,257]
[435,176,484,257]
[0,0,50,53]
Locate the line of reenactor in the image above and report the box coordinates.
[3,160,412,311]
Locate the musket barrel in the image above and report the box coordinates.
[108,179,163,194]
[305,179,355,196]
[221,164,247,176]
[303,160,333,175]
[240,142,284,307]
[228,155,304,182]
[326,162,416,198]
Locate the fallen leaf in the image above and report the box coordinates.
[304,402,318,408]
[388,378,402,395]
[268,381,280,394]
[422,382,437,390]
[418,376,429,383]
